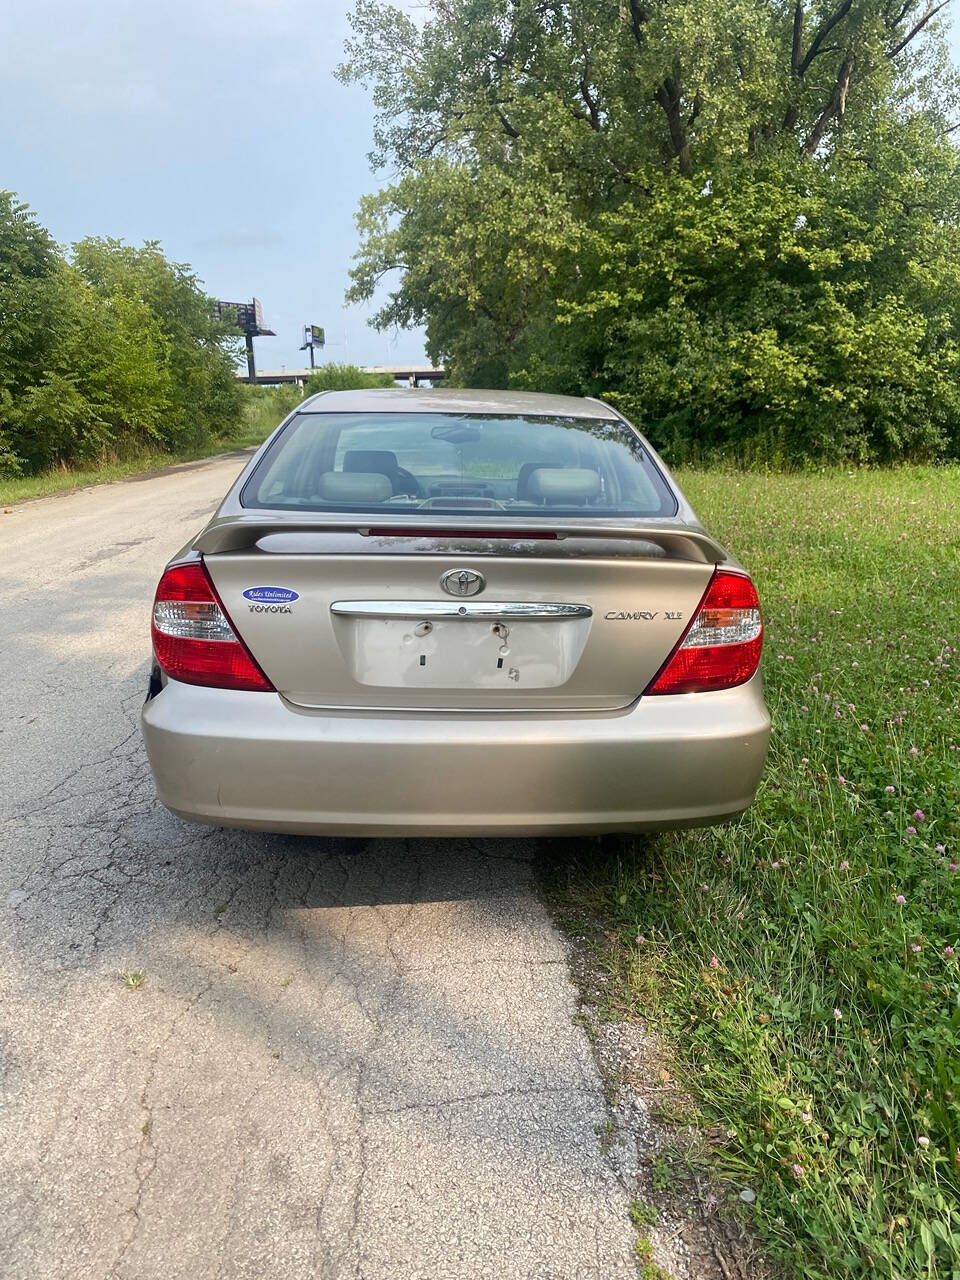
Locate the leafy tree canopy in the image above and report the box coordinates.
[342,0,960,462]
[0,197,242,475]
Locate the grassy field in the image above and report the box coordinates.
[551,467,960,1279]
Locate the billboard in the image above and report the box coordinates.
[211,298,272,335]
[303,324,325,348]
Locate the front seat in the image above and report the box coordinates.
[343,449,417,496]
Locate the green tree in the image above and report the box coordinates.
[71,238,242,453]
[341,0,960,462]
[8,265,171,472]
[0,192,60,471]
[0,195,245,474]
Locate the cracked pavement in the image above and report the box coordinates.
[0,456,639,1279]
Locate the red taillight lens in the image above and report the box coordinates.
[646,569,763,695]
[151,561,274,692]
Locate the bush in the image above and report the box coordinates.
[239,385,306,444]
[561,152,960,467]
[0,192,242,476]
[304,363,395,394]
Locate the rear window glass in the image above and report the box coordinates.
[241,412,677,518]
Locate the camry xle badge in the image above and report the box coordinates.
[441,568,485,597]
[604,610,663,621]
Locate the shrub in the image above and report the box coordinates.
[304,363,395,394]
[0,193,242,475]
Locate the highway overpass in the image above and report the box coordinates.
[239,365,447,387]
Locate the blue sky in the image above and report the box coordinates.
[1,0,425,371]
[2,2,958,373]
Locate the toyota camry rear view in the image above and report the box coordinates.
[140,388,770,835]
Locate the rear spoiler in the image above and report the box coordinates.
[195,514,726,564]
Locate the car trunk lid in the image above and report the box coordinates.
[201,523,720,711]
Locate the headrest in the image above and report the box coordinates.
[525,468,601,504]
[315,472,392,503]
[343,449,399,475]
[516,461,552,500]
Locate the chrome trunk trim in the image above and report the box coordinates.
[330,600,592,621]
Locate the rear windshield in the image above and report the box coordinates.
[241,412,677,519]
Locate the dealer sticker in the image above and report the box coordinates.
[242,586,300,604]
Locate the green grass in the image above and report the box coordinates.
[551,466,960,1279]
[234,384,305,448]
[0,449,230,507]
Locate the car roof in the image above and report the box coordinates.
[297,387,618,419]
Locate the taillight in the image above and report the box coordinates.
[646,569,762,695]
[151,561,274,692]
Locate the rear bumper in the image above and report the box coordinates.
[140,676,770,837]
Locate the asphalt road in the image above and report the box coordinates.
[0,456,639,1279]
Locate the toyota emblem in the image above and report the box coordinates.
[440,568,485,598]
